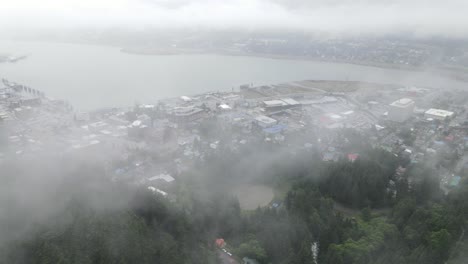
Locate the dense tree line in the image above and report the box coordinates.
[1,142,466,264]
[181,144,467,264]
[2,197,212,264]
[0,161,217,264]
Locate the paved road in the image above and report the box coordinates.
[218,249,239,264]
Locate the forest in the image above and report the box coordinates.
[0,143,467,264]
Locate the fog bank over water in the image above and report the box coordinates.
[0,40,466,110]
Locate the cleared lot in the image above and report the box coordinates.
[232,184,274,210]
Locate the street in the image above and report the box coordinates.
[218,249,240,264]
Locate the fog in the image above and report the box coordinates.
[1,0,468,38]
[1,1,468,264]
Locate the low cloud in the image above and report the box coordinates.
[1,0,468,38]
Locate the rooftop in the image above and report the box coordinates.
[390,98,414,108]
[148,174,175,183]
[218,104,231,110]
[263,98,301,107]
[263,124,287,134]
[425,108,454,117]
[255,115,277,124]
[263,100,287,107]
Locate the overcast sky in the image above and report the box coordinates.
[1,0,468,37]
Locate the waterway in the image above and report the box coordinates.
[0,40,466,110]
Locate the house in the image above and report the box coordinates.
[347,153,359,162]
[215,238,226,248]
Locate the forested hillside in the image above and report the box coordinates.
[1,145,466,264]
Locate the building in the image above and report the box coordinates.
[215,238,226,248]
[170,106,205,122]
[347,153,359,162]
[148,186,168,196]
[148,173,175,183]
[388,98,415,122]
[263,98,301,111]
[424,108,454,121]
[254,115,277,128]
[263,99,287,109]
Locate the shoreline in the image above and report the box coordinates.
[3,38,467,81]
[121,47,420,70]
[120,47,468,82]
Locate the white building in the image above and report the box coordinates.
[388,98,415,122]
[424,108,454,121]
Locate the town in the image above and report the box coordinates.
[1,78,466,202]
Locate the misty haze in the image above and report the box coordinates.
[1,1,468,264]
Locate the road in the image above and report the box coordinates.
[218,249,239,264]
